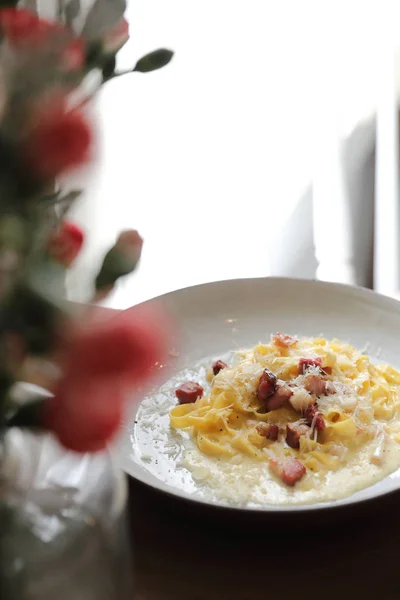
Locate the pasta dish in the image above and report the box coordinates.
[169,334,400,498]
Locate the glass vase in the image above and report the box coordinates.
[0,387,133,600]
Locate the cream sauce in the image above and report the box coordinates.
[131,352,400,507]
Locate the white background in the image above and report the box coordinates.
[66,0,400,308]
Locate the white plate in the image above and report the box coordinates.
[117,277,400,512]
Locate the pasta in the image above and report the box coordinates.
[170,334,400,491]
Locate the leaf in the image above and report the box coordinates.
[0,216,26,253]
[133,49,174,73]
[0,283,65,356]
[27,257,67,304]
[55,189,82,220]
[0,0,18,7]
[64,0,81,27]
[82,0,126,39]
[5,398,46,429]
[85,40,103,69]
[95,247,139,290]
[102,55,116,80]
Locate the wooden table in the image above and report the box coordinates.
[128,477,400,600]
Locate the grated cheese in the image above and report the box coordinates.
[133,336,400,507]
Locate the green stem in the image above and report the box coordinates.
[4,398,46,430]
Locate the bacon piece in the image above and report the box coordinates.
[267,424,279,441]
[298,357,322,374]
[175,382,204,404]
[286,423,309,449]
[304,374,327,396]
[299,357,332,376]
[256,423,279,441]
[304,374,336,397]
[272,333,297,348]
[264,384,293,411]
[281,459,306,486]
[304,403,325,431]
[256,368,277,402]
[305,403,317,424]
[269,457,306,487]
[212,359,228,376]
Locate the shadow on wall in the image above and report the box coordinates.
[268,117,376,289]
[267,186,317,281]
[344,116,375,289]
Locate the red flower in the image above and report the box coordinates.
[48,221,85,267]
[45,377,124,453]
[61,38,85,72]
[25,101,92,179]
[0,8,58,47]
[63,305,171,386]
[45,305,173,453]
[0,8,85,72]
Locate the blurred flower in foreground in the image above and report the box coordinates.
[0,8,56,47]
[47,221,85,267]
[0,3,175,457]
[60,38,85,72]
[45,377,124,453]
[44,305,172,452]
[25,98,92,180]
[0,7,85,74]
[63,305,170,384]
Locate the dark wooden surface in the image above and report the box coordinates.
[128,477,400,600]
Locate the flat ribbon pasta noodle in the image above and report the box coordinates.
[169,336,400,489]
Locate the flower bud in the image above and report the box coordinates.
[95,229,143,291]
[48,221,84,267]
[25,99,92,180]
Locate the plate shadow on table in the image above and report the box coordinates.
[128,476,400,600]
